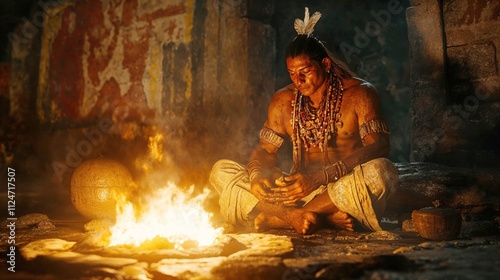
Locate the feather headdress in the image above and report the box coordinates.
[294,7,322,35]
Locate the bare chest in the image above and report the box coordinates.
[284,95,361,142]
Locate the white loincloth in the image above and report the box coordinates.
[327,158,399,231]
[210,158,398,230]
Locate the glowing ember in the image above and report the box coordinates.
[108,182,223,249]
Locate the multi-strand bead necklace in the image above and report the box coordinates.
[291,72,344,153]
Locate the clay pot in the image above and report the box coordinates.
[70,158,136,220]
[412,207,462,240]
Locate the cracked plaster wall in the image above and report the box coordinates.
[37,0,195,123]
[3,0,276,216]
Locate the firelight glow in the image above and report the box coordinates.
[108,182,223,248]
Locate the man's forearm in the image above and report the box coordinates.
[249,143,277,169]
[248,142,279,176]
[342,137,389,173]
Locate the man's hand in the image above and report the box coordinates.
[266,172,319,206]
[250,176,275,201]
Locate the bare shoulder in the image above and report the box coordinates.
[265,84,295,134]
[270,84,296,105]
[268,84,295,116]
[342,77,378,99]
[342,77,381,123]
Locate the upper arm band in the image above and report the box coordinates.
[259,127,285,148]
[359,119,389,141]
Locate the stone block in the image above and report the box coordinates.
[406,1,446,82]
[406,0,448,160]
[496,37,500,75]
[393,162,500,219]
[218,16,250,106]
[8,18,41,125]
[443,0,500,26]
[198,1,276,164]
[216,0,273,21]
[246,0,274,22]
[443,0,500,46]
[420,102,500,167]
[453,102,500,152]
[447,43,497,82]
[248,21,275,128]
[449,77,500,104]
[446,26,500,47]
[409,0,435,6]
[0,63,9,99]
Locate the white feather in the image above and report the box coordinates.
[294,19,304,34]
[294,7,322,35]
[305,11,322,34]
[304,7,310,27]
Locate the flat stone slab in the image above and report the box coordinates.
[13,232,293,279]
[3,221,500,280]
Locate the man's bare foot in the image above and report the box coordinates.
[254,212,291,231]
[326,211,354,231]
[287,210,319,235]
[254,211,319,235]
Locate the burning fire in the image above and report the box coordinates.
[147,132,164,163]
[108,182,223,249]
[108,128,222,249]
[135,127,165,174]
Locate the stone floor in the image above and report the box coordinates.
[1,216,500,280]
[1,162,500,279]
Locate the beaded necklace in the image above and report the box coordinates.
[291,72,344,154]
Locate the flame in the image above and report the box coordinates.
[148,132,164,162]
[135,128,164,174]
[108,182,223,249]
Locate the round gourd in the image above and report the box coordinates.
[70,158,135,220]
[412,207,462,240]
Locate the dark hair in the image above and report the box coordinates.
[285,35,328,63]
[285,34,355,78]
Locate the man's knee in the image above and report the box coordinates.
[209,159,246,194]
[210,159,230,176]
[210,160,230,193]
[362,158,399,199]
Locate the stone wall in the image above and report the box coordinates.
[3,0,276,216]
[408,0,500,167]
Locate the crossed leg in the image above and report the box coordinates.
[253,191,354,234]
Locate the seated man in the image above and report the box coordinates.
[210,8,398,234]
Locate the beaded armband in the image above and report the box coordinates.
[259,127,285,148]
[359,119,390,142]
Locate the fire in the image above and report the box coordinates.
[148,132,164,163]
[135,127,164,174]
[108,182,223,249]
[110,128,222,249]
